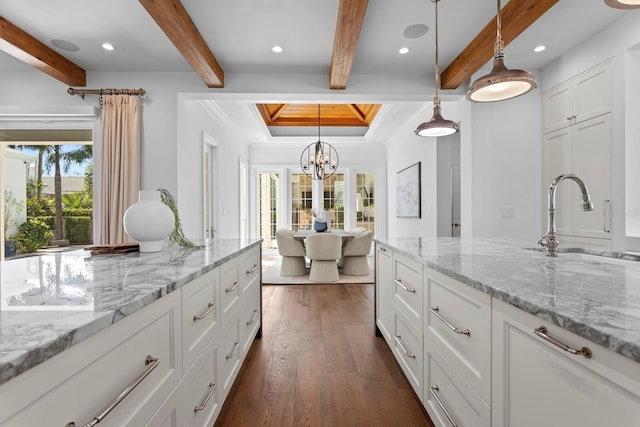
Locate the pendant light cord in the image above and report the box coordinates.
[317,104,321,141]
[495,0,504,56]
[434,0,440,105]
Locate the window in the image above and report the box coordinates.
[291,173,312,231]
[259,172,279,248]
[356,173,375,234]
[323,173,345,230]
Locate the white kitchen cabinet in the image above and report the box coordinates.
[424,267,491,404]
[492,298,640,427]
[375,243,393,341]
[0,290,182,427]
[425,350,491,427]
[392,310,424,397]
[182,267,220,372]
[392,252,423,333]
[541,61,611,134]
[180,340,220,427]
[542,114,611,240]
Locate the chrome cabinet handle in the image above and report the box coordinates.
[226,342,240,359]
[66,355,160,427]
[394,279,416,293]
[194,382,216,413]
[430,306,470,337]
[533,326,592,359]
[193,302,215,322]
[225,281,239,293]
[246,309,259,325]
[246,264,259,274]
[603,199,611,233]
[429,385,459,427]
[393,335,415,359]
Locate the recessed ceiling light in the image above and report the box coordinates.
[399,47,410,55]
[271,45,283,53]
[102,42,115,51]
[534,45,547,53]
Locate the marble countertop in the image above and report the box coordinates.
[375,237,640,364]
[0,238,261,387]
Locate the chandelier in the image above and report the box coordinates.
[300,105,339,180]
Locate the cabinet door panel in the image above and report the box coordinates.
[492,299,640,427]
[573,61,611,124]
[542,82,572,133]
[393,311,423,398]
[392,253,423,332]
[542,127,573,236]
[375,244,393,341]
[573,115,611,239]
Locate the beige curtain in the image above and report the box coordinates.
[99,94,141,245]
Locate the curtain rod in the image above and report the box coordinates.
[67,87,145,100]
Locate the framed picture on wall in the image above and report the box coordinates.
[396,161,421,218]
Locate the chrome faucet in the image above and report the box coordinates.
[539,173,594,257]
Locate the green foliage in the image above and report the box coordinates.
[158,188,202,249]
[3,190,24,236]
[26,179,44,199]
[27,198,55,216]
[64,217,92,244]
[17,218,53,253]
[63,208,92,217]
[84,163,93,194]
[62,192,92,210]
[31,216,55,230]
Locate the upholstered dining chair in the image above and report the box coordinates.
[275,228,307,276]
[305,233,343,282]
[341,229,373,276]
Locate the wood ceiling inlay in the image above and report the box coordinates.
[257,104,381,127]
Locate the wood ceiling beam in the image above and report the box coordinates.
[329,0,369,90]
[270,104,289,121]
[441,0,558,90]
[138,0,224,88]
[0,17,86,86]
[347,104,366,122]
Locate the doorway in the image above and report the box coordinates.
[203,136,219,241]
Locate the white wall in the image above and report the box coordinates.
[3,149,33,237]
[467,91,541,241]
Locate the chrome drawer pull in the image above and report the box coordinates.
[394,279,416,293]
[66,355,160,427]
[193,302,215,322]
[226,342,240,359]
[393,335,416,359]
[246,264,259,274]
[430,306,470,337]
[430,385,459,427]
[225,281,239,293]
[603,199,611,233]
[194,382,217,413]
[246,309,259,325]
[379,246,387,252]
[533,326,592,359]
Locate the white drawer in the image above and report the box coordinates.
[181,341,220,427]
[238,283,261,356]
[181,268,219,371]
[216,317,241,401]
[392,311,423,398]
[220,259,241,321]
[0,291,181,427]
[392,253,423,333]
[425,351,490,427]
[425,268,491,403]
[238,246,261,294]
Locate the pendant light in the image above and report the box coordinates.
[415,0,459,137]
[466,0,537,102]
[604,0,640,8]
[300,105,339,180]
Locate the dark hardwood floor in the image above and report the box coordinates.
[214,284,434,427]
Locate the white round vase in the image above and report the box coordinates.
[123,190,175,252]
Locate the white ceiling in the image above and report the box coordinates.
[0,0,633,139]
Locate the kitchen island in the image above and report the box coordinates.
[375,237,640,427]
[0,238,262,426]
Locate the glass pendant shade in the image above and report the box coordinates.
[415,0,459,137]
[466,0,537,103]
[466,54,537,102]
[415,101,459,137]
[604,0,640,8]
